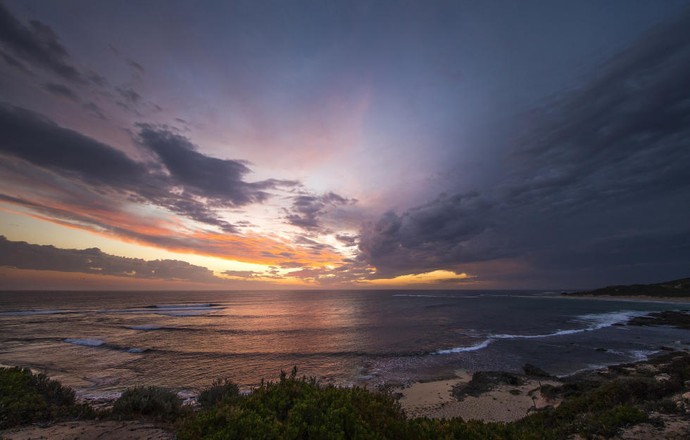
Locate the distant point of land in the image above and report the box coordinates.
[563,277,690,298]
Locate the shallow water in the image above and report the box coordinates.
[0,290,688,399]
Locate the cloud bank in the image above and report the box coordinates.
[358,13,690,286]
[0,236,216,282]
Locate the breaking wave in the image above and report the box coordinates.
[435,310,648,355]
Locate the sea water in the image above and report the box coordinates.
[0,290,688,400]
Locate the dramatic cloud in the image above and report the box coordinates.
[358,13,690,285]
[285,192,355,231]
[0,104,347,268]
[138,126,297,207]
[0,191,342,269]
[335,234,358,247]
[0,103,147,187]
[0,235,216,282]
[511,11,690,212]
[359,193,497,276]
[0,1,83,82]
[0,104,298,234]
[2,1,688,289]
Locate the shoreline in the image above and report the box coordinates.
[3,350,690,439]
[397,348,690,424]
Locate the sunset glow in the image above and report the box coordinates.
[1,0,689,290]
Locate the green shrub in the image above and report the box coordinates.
[112,386,181,421]
[179,365,665,440]
[179,368,409,440]
[0,367,93,429]
[198,378,241,409]
[574,405,648,438]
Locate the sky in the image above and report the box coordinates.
[1,0,689,290]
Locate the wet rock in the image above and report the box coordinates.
[523,364,553,378]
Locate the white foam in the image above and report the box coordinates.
[576,310,647,330]
[490,310,647,340]
[126,347,146,353]
[64,338,105,347]
[435,310,650,355]
[491,328,585,339]
[628,349,659,362]
[435,339,492,355]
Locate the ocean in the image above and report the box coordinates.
[0,290,688,401]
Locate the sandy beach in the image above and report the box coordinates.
[397,369,561,422]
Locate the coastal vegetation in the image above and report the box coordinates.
[111,386,182,421]
[2,351,690,439]
[0,367,94,429]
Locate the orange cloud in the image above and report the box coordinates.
[361,270,475,287]
[2,194,345,270]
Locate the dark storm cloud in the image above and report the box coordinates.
[359,193,498,276]
[138,125,298,206]
[285,192,355,230]
[0,103,146,187]
[539,230,690,272]
[42,82,79,102]
[0,104,296,232]
[0,1,83,83]
[0,235,217,281]
[511,11,690,212]
[359,13,690,285]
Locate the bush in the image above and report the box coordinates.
[112,386,181,421]
[198,378,241,409]
[179,368,409,439]
[574,405,648,438]
[0,367,93,429]
[179,365,665,440]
